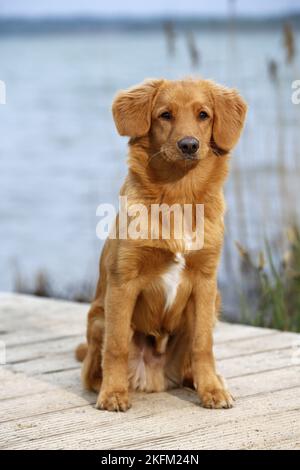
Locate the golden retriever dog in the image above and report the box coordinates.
[76,78,247,411]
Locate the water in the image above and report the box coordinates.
[0,27,299,300]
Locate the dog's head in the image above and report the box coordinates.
[112,78,247,166]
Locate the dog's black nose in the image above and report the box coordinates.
[177,137,199,155]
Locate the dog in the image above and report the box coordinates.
[76,78,247,411]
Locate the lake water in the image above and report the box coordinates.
[1,26,300,313]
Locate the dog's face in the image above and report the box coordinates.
[112,79,247,167]
[151,81,214,164]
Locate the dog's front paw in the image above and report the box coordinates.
[96,389,131,412]
[199,387,234,409]
[197,374,234,409]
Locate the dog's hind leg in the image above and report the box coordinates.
[164,299,195,389]
[81,301,105,392]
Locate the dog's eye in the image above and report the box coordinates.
[199,111,209,120]
[160,111,172,120]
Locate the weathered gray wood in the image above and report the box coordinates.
[1,364,299,404]
[6,342,296,380]
[0,292,275,343]
[267,439,300,450]
[0,293,299,450]
[1,388,299,450]
[5,327,284,364]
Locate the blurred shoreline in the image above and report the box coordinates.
[1,14,300,36]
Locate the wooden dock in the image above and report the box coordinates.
[0,293,299,450]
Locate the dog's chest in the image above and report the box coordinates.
[160,253,185,311]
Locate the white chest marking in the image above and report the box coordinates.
[161,253,185,311]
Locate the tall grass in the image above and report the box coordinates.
[237,225,300,332]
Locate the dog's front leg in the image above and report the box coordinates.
[192,277,233,409]
[96,281,138,412]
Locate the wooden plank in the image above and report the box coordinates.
[125,409,300,451]
[1,387,299,450]
[0,294,86,336]
[213,321,276,343]
[1,362,300,426]
[7,354,78,375]
[1,322,274,349]
[6,341,296,378]
[227,365,300,398]
[0,293,87,318]
[0,369,82,401]
[5,327,296,366]
[215,330,299,359]
[1,294,300,450]
[218,347,297,379]
[0,387,94,424]
[0,293,275,345]
[1,363,299,404]
[267,439,300,450]
[0,369,58,401]
[0,330,84,348]
[6,336,83,364]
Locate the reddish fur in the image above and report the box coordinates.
[76,78,247,411]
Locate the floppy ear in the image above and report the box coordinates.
[112,79,164,137]
[209,82,247,154]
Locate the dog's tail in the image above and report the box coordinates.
[75,342,88,362]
